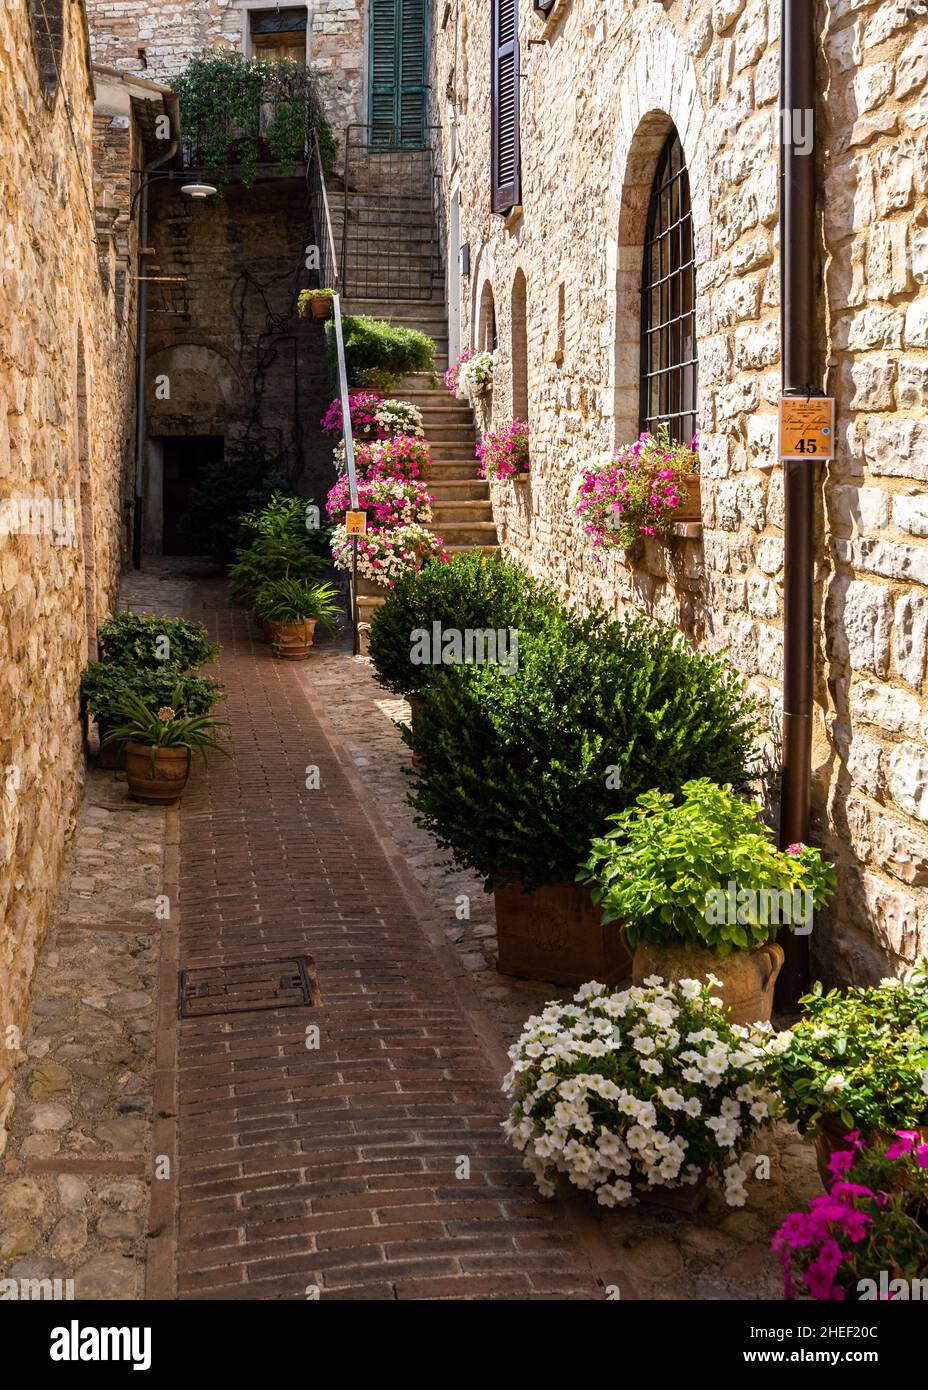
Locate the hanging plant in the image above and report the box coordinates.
[174,54,337,189]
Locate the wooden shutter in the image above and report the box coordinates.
[491,0,521,213]
[370,0,427,146]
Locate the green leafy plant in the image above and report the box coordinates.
[228,536,324,605]
[766,964,928,1139]
[405,614,762,892]
[239,490,329,553]
[578,779,836,956]
[81,665,225,730]
[102,688,231,771]
[176,441,290,560]
[97,611,219,671]
[368,552,567,699]
[329,316,435,385]
[297,287,336,314]
[174,54,334,188]
[253,578,341,632]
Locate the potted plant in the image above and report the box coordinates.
[330,521,448,594]
[405,614,761,986]
[772,1133,928,1299]
[577,780,836,1025]
[477,418,530,481]
[102,689,230,803]
[320,391,385,441]
[445,349,475,398]
[766,964,928,1183]
[298,286,336,320]
[457,350,495,398]
[326,472,432,529]
[252,577,341,659]
[573,425,700,552]
[504,976,779,1212]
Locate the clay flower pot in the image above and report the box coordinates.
[125,742,190,804]
[309,294,333,320]
[265,617,317,660]
[494,881,632,987]
[631,940,785,1027]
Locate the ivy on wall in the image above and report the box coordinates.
[175,54,338,188]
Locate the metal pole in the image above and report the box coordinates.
[331,293,360,654]
[776,0,817,1008]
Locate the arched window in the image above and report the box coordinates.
[639,128,697,444]
[478,280,497,353]
[28,0,65,102]
[510,269,528,420]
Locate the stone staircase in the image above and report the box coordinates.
[333,178,500,637]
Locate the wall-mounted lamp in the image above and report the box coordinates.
[180,183,218,200]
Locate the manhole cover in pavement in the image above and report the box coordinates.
[178,956,319,1018]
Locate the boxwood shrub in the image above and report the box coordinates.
[405,615,762,893]
[330,315,435,384]
[97,611,219,670]
[81,664,225,729]
[368,552,572,699]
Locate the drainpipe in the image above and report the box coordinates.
[775,0,817,1008]
[131,97,179,569]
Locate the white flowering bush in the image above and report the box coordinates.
[503,976,779,1208]
[458,350,495,396]
[330,521,448,588]
[374,399,425,438]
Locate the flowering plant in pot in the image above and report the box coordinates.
[772,1133,928,1299]
[252,577,341,659]
[765,963,928,1182]
[102,689,230,803]
[574,425,699,551]
[297,286,336,319]
[458,350,495,397]
[325,473,432,528]
[477,418,530,481]
[331,522,448,590]
[333,434,431,481]
[320,390,384,440]
[444,348,475,395]
[504,976,779,1211]
[577,780,836,1025]
[372,398,424,438]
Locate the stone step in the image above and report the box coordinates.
[445,542,501,557]
[431,500,493,523]
[427,456,479,474]
[433,519,498,545]
[426,479,489,501]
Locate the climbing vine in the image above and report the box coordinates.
[174,54,337,188]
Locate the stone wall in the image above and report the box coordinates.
[430,0,928,983]
[84,0,367,136]
[0,1,139,1151]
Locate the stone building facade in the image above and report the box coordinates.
[0,2,148,1149]
[430,0,928,983]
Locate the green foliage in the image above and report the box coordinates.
[329,316,435,385]
[405,615,762,893]
[102,688,231,771]
[368,552,567,699]
[176,441,290,560]
[239,491,328,554]
[767,962,928,1138]
[227,492,328,605]
[97,611,218,671]
[174,54,333,187]
[578,780,836,956]
[81,664,225,730]
[297,288,336,315]
[253,577,341,631]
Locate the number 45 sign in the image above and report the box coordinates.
[778,396,835,460]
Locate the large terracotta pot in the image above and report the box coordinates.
[813,1118,928,1190]
[265,617,317,660]
[125,742,190,803]
[308,294,333,320]
[494,881,632,987]
[631,940,784,1027]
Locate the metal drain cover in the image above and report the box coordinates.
[178,956,318,1018]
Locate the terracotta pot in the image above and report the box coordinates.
[125,742,190,803]
[309,295,333,319]
[265,617,317,660]
[673,478,702,522]
[631,940,784,1027]
[494,881,632,987]
[638,1169,709,1213]
[813,1119,928,1190]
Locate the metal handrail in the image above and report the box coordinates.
[340,124,440,301]
[309,131,360,653]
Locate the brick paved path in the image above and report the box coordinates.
[170,581,606,1300]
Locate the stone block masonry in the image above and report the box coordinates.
[430,0,928,985]
[0,1,139,1153]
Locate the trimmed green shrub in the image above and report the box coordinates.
[329,315,435,384]
[405,616,762,893]
[97,611,219,671]
[368,552,571,699]
[81,664,225,729]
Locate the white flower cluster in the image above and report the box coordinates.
[373,399,425,437]
[330,521,444,587]
[458,351,495,396]
[502,976,778,1209]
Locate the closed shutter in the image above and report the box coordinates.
[370,0,428,146]
[491,0,521,213]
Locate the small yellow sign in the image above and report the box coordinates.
[778,396,835,461]
[345,510,367,535]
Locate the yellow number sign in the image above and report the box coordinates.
[778,396,835,460]
[345,510,367,535]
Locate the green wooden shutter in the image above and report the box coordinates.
[369,0,428,146]
[491,0,521,212]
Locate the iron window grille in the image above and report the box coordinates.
[639,128,698,446]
